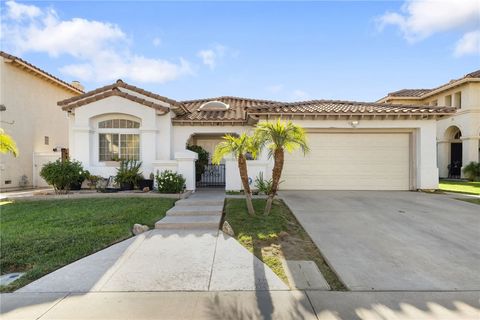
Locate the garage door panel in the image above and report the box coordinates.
[282,132,410,190]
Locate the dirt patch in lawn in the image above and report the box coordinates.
[224,198,347,291]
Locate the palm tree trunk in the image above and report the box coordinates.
[238,154,255,216]
[264,148,284,215]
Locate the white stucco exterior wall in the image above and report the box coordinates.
[436,82,480,178]
[69,96,171,178]
[0,57,80,191]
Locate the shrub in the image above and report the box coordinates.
[40,159,85,194]
[187,145,209,181]
[156,170,186,193]
[254,172,273,195]
[115,160,142,188]
[463,162,480,181]
[254,172,283,195]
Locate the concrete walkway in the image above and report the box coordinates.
[17,189,287,293]
[2,291,479,319]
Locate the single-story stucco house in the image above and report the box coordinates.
[58,79,455,191]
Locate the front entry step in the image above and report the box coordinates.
[155,215,221,229]
[175,199,224,207]
[166,205,223,216]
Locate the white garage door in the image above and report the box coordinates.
[282,132,411,190]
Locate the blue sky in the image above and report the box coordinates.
[1,0,479,102]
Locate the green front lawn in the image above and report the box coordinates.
[0,197,175,292]
[224,198,346,290]
[439,180,480,195]
[457,198,480,205]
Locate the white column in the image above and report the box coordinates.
[417,124,439,190]
[461,137,480,177]
[437,140,450,178]
[225,157,241,191]
[140,129,157,176]
[175,150,198,191]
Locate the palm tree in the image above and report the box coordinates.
[255,120,309,215]
[0,128,18,157]
[213,133,260,216]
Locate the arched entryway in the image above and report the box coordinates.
[444,126,463,178]
[187,132,239,188]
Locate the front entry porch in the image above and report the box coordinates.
[187,133,230,188]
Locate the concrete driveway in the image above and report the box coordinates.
[280,191,480,291]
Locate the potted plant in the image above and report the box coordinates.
[137,172,154,190]
[115,160,142,190]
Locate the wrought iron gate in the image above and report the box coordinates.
[197,164,225,188]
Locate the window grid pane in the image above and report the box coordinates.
[100,133,140,161]
[98,119,140,129]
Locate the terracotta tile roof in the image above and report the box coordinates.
[388,89,432,97]
[60,89,171,113]
[248,100,456,115]
[58,79,188,114]
[465,70,480,78]
[386,69,480,99]
[174,96,279,122]
[0,51,84,94]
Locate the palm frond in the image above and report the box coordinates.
[254,120,309,157]
[0,129,19,157]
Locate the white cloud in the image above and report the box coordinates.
[197,44,228,69]
[1,1,192,84]
[197,49,216,69]
[6,0,41,20]
[377,0,480,56]
[454,30,480,57]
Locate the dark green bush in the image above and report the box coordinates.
[155,170,186,193]
[187,145,209,181]
[463,162,480,181]
[40,159,85,194]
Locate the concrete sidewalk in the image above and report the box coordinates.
[17,229,287,293]
[2,291,479,320]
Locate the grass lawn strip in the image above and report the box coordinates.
[0,197,175,292]
[224,198,346,291]
[439,180,480,195]
[457,198,480,205]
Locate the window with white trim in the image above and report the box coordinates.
[98,119,140,161]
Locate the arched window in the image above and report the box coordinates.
[98,119,140,129]
[98,118,140,161]
[198,101,230,111]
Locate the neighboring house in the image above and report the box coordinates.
[0,52,84,191]
[59,79,454,191]
[378,70,480,179]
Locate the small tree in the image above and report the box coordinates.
[0,128,18,157]
[255,120,309,215]
[213,133,260,216]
